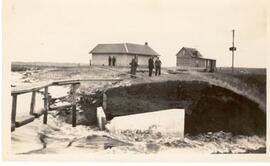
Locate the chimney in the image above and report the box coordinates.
[145,42,148,46]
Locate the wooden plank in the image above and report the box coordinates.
[32,112,43,118]
[53,78,123,85]
[71,84,77,127]
[29,91,36,115]
[79,78,123,82]
[43,86,49,124]
[53,81,80,86]
[11,78,122,95]
[11,81,53,95]
[72,105,76,127]
[49,103,73,111]
[15,115,35,127]
[11,95,17,124]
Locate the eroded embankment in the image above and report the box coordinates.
[101,80,266,136]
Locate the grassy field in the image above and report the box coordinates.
[215,67,266,95]
[11,61,89,72]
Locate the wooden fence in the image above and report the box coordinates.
[11,78,122,132]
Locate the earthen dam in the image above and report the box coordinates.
[80,71,266,137]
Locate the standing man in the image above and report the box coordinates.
[112,56,116,66]
[108,56,112,66]
[155,57,162,76]
[148,56,154,77]
[130,57,138,78]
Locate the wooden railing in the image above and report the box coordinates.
[11,78,123,132]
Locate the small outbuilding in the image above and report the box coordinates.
[90,42,160,67]
[176,47,216,72]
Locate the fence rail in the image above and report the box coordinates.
[11,78,123,132]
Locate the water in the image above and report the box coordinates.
[12,71,71,117]
[11,114,266,155]
[11,71,266,155]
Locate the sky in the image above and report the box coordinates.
[4,0,268,67]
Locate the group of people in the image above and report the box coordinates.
[148,56,162,77]
[129,56,162,78]
[108,56,116,66]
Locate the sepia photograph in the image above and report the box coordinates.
[2,0,269,162]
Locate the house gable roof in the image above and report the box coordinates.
[90,43,126,54]
[90,43,160,56]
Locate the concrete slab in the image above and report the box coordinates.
[106,109,185,138]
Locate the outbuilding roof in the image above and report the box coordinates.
[177,47,203,58]
[90,43,160,56]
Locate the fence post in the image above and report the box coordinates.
[43,87,49,124]
[11,94,17,131]
[30,91,36,115]
[72,83,77,127]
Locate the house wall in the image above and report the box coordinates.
[177,57,206,68]
[136,55,151,66]
[92,53,151,66]
[92,54,128,66]
[176,49,206,68]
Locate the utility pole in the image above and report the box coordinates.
[229,29,236,73]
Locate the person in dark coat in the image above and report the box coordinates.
[108,56,112,66]
[129,57,138,78]
[148,57,154,77]
[112,56,116,66]
[155,57,162,76]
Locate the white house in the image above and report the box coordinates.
[89,42,160,66]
